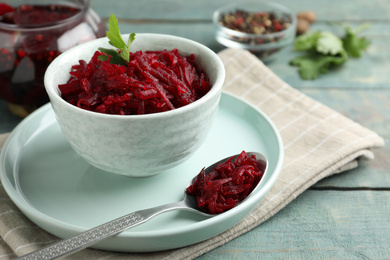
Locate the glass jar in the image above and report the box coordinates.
[0,0,106,117]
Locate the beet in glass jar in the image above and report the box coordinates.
[0,0,106,117]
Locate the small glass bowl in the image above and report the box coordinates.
[213,1,297,62]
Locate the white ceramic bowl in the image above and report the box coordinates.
[44,33,225,177]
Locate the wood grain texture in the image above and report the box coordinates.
[197,190,390,260]
[90,0,390,21]
[0,1,389,258]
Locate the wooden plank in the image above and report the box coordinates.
[117,21,390,45]
[196,190,390,259]
[314,156,390,189]
[90,0,390,21]
[119,22,222,53]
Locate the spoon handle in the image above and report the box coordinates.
[16,201,187,260]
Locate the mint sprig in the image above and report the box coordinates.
[98,14,136,65]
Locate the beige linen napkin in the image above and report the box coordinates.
[0,49,385,259]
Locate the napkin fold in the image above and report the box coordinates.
[0,49,384,259]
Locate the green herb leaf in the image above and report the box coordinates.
[290,23,370,80]
[294,31,321,52]
[98,48,127,66]
[316,32,344,55]
[98,14,136,65]
[342,24,370,58]
[294,31,344,55]
[127,33,136,48]
[106,14,127,52]
[290,52,347,80]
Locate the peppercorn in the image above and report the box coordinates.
[219,9,291,35]
[218,9,295,61]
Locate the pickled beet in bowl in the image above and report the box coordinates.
[44,34,225,177]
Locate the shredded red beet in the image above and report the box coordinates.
[0,3,86,107]
[0,4,79,25]
[58,49,211,115]
[186,151,266,214]
[0,3,15,16]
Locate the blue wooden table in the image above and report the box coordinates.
[1,0,389,258]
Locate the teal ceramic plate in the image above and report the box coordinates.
[0,92,283,252]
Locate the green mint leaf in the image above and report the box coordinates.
[98,13,136,65]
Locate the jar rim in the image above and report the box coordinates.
[0,0,90,31]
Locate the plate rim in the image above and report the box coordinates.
[0,91,284,246]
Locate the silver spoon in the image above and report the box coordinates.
[16,152,267,260]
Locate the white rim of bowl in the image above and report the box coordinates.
[44,33,226,120]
